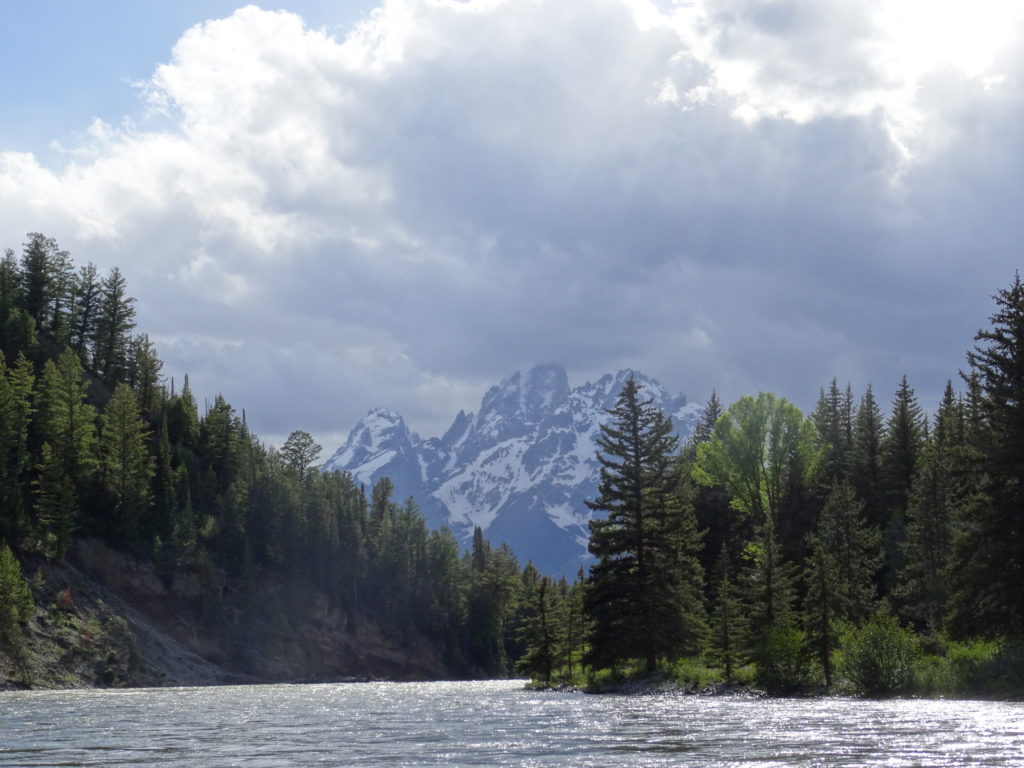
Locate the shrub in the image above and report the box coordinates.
[756,626,816,694]
[839,612,919,696]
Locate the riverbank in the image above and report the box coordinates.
[1,539,456,690]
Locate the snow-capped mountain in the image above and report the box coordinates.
[323,364,702,576]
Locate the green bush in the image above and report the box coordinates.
[839,612,919,696]
[756,626,816,694]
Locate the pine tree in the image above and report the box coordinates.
[0,249,19,325]
[693,390,722,446]
[99,383,154,547]
[817,481,880,624]
[879,376,926,601]
[898,382,961,633]
[69,262,101,363]
[812,378,854,486]
[39,349,98,494]
[803,538,842,688]
[0,352,34,542]
[281,430,322,480]
[708,544,744,681]
[92,267,136,383]
[0,542,34,667]
[18,233,59,327]
[516,577,565,686]
[33,443,78,560]
[949,274,1024,639]
[851,383,885,531]
[585,378,706,673]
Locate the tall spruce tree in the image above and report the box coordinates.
[585,377,706,674]
[898,382,961,633]
[0,352,34,543]
[949,274,1024,639]
[851,383,885,531]
[816,481,881,625]
[92,267,136,383]
[708,544,744,681]
[879,376,926,601]
[99,383,154,547]
[39,349,98,495]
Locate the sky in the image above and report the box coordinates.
[2,0,1023,452]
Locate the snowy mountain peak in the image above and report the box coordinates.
[325,366,702,576]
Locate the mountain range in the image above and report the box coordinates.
[323,364,702,576]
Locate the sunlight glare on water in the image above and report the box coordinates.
[1,680,1022,767]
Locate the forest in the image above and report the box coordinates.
[518,272,1024,697]
[1,231,1022,697]
[0,233,532,683]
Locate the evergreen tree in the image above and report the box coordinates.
[851,383,885,531]
[708,544,744,681]
[281,429,322,480]
[812,378,854,486]
[816,481,880,624]
[126,334,163,416]
[950,273,1024,639]
[39,349,98,494]
[898,382,961,633]
[0,249,19,326]
[69,262,101,362]
[92,267,136,383]
[99,383,154,547]
[0,542,34,665]
[0,353,34,543]
[516,576,565,686]
[803,537,842,688]
[879,376,926,600]
[18,233,60,327]
[693,390,722,446]
[33,443,78,560]
[585,378,706,673]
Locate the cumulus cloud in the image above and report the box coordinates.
[1,0,1022,447]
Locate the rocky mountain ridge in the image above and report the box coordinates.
[324,365,702,576]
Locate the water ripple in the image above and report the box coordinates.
[2,681,1023,767]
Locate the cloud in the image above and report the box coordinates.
[1,0,1022,447]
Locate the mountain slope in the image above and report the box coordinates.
[324,365,701,576]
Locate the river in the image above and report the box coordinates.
[1,680,1021,766]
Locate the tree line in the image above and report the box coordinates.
[517,274,1024,696]
[0,233,535,678]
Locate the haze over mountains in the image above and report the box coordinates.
[324,364,701,576]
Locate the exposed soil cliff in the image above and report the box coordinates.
[1,540,451,689]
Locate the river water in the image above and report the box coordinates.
[1,680,1021,767]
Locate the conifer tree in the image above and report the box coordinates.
[803,538,842,688]
[898,383,961,633]
[851,383,885,531]
[879,376,926,600]
[0,542,34,663]
[516,576,565,686]
[812,378,854,486]
[0,249,18,325]
[0,352,34,542]
[281,430,322,480]
[92,267,136,383]
[18,233,59,327]
[950,273,1024,639]
[816,481,880,624]
[708,544,744,681]
[39,349,98,494]
[99,383,154,547]
[33,443,78,560]
[585,378,706,674]
[69,262,101,362]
